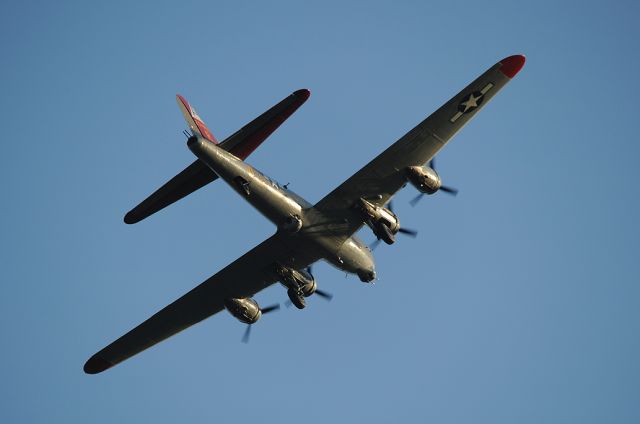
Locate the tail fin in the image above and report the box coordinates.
[176,95,218,143]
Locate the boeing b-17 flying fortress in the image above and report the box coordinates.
[84,54,525,374]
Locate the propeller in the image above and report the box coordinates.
[410,158,458,207]
[440,185,459,195]
[314,288,334,300]
[369,202,418,250]
[241,303,280,343]
[261,304,281,314]
[409,193,426,207]
[305,265,333,301]
[285,266,333,306]
[398,228,418,237]
[389,201,419,237]
[241,325,252,343]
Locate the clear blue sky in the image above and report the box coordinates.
[2,0,639,422]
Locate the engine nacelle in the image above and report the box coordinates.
[274,264,316,297]
[406,166,441,194]
[356,198,400,232]
[224,298,262,324]
[356,198,400,244]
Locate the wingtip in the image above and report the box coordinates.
[84,355,113,375]
[499,54,526,78]
[293,89,311,101]
[123,211,138,224]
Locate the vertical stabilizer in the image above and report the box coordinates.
[176,95,218,143]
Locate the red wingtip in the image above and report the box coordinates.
[499,55,526,78]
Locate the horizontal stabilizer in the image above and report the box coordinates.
[124,89,310,224]
[220,89,310,159]
[124,160,217,224]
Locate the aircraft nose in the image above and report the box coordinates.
[358,269,376,283]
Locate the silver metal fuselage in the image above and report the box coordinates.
[187,136,376,280]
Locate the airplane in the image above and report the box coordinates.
[84,54,525,374]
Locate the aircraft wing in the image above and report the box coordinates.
[84,233,319,374]
[312,55,525,235]
[124,89,310,224]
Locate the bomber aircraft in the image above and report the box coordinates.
[84,55,525,374]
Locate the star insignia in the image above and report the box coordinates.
[449,83,495,123]
[458,91,484,114]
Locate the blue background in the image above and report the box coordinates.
[2,0,639,422]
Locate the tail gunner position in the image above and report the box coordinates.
[84,55,525,374]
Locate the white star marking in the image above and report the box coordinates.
[460,93,481,112]
[449,84,494,123]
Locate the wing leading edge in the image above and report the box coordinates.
[312,55,525,237]
[123,89,310,224]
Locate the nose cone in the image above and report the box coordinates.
[357,269,376,283]
[336,236,376,282]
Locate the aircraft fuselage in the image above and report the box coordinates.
[187,136,376,282]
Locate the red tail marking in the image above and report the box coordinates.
[230,89,310,159]
[176,94,218,143]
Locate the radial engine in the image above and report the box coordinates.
[274,264,317,309]
[405,166,442,194]
[224,298,266,324]
[356,198,401,245]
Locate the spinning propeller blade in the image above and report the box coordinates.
[440,185,458,195]
[285,266,333,304]
[308,266,333,301]
[241,303,280,343]
[315,289,333,300]
[241,325,252,343]
[261,304,280,314]
[391,201,418,237]
[398,228,418,237]
[410,193,425,207]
